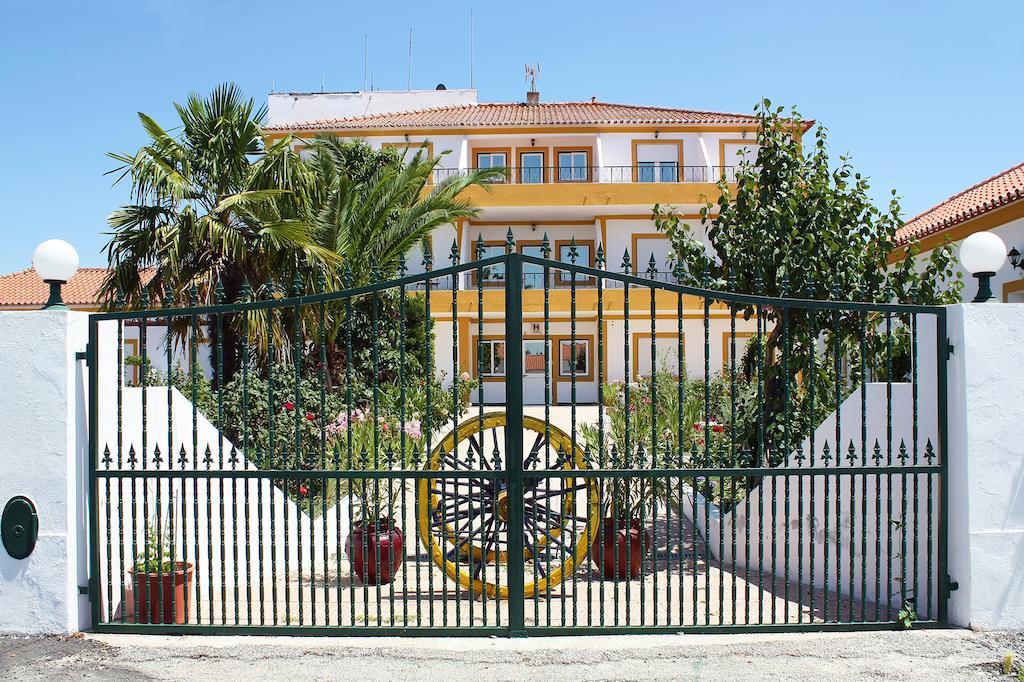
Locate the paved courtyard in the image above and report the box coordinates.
[2,629,1022,681]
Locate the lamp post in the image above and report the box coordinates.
[31,239,79,310]
[959,231,1006,303]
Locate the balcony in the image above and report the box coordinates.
[434,165,737,184]
[438,165,736,207]
[409,271,680,291]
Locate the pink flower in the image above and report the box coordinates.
[460,371,471,381]
[305,411,316,421]
[380,421,390,433]
[712,424,725,434]
[404,420,423,440]
[298,484,309,496]
[283,401,295,411]
[693,422,703,432]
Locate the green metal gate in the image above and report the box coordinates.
[86,244,950,635]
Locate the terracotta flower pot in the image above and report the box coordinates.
[130,562,194,624]
[590,518,652,580]
[346,520,404,584]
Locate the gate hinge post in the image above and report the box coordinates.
[946,575,959,593]
[946,339,955,359]
[75,349,88,362]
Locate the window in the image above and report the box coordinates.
[476,151,509,183]
[524,340,549,375]
[474,243,506,283]
[557,150,589,182]
[479,340,506,376]
[559,339,589,376]
[638,161,678,183]
[557,242,592,283]
[519,244,546,289]
[634,333,681,379]
[519,151,545,184]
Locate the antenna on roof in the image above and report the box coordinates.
[320,74,325,93]
[408,28,413,90]
[363,34,368,91]
[469,9,474,89]
[525,63,540,92]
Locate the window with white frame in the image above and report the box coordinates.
[478,340,506,376]
[559,339,589,376]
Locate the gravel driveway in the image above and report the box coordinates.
[1,629,1023,681]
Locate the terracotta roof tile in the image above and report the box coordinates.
[895,161,1024,246]
[266,101,762,132]
[0,267,152,308]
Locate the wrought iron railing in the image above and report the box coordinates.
[85,246,949,636]
[433,165,738,185]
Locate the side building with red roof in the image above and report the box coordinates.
[891,161,1024,302]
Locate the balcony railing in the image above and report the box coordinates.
[433,165,738,184]
[408,270,681,291]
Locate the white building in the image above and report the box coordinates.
[266,88,796,404]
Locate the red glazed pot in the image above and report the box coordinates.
[590,518,652,580]
[347,520,404,585]
[130,562,194,624]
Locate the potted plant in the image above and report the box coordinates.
[581,369,704,579]
[330,407,424,584]
[130,519,193,624]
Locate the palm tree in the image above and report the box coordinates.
[102,83,337,383]
[301,137,501,384]
[304,137,500,286]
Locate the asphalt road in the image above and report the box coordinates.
[1,629,1022,681]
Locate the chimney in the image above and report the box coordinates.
[526,90,540,105]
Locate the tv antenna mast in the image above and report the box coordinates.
[525,63,540,92]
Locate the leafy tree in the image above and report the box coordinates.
[653,99,962,457]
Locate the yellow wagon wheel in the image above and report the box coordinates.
[417,412,600,599]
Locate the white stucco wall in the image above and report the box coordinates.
[267,89,477,127]
[946,303,1024,629]
[0,311,89,633]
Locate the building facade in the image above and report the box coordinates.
[267,88,780,404]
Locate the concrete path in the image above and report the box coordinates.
[1,629,1022,680]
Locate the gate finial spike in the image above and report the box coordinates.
[189,282,198,306]
[140,286,151,309]
[847,439,857,465]
[398,254,408,277]
[214,278,225,304]
[161,281,173,309]
[101,445,112,467]
[541,233,551,258]
[621,249,631,274]
[569,236,579,264]
[449,239,460,265]
[422,243,433,271]
[341,263,352,289]
[674,259,685,284]
[646,253,658,278]
[178,444,188,469]
[315,268,326,293]
[595,243,605,267]
[505,228,516,253]
[291,271,302,297]
[476,234,485,260]
[779,273,789,298]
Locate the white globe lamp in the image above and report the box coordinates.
[959,231,1006,303]
[32,239,80,310]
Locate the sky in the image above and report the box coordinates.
[1,0,1022,274]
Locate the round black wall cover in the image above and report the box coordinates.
[2,496,38,560]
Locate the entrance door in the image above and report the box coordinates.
[522,339,550,405]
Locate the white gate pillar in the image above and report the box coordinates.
[0,310,90,633]
[946,302,1024,629]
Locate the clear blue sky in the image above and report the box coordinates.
[1,0,1022,274]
